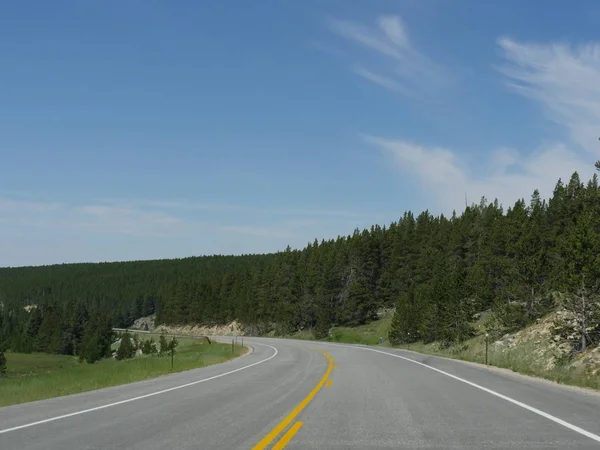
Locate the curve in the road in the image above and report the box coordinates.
[0,342,278,435]
[318,341,600,444]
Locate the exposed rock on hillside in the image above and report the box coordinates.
[155,320,244,336]
[492,311,600,374]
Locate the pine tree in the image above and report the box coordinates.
[147,337,158,354]
[116,333,136,360]
[78,312,114,363]
[0,350,6,376]
[166,336,178,353]
[25,307,43,352]
[141,338,154,355]
[555,174,600,352]
[68,300,89,356]
[388,284,421,344]
[159,334,169,356]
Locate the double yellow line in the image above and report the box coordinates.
[252,350,334,450]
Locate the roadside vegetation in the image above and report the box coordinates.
[400,327,600,392]
[0,338,245,407]
[289,308,600,392]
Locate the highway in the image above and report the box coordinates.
[1,337,600,449]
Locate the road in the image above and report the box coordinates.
[1,337,600,449]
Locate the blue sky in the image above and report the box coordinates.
[2,1,600,266]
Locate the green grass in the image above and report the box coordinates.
[286,313,394,345]
[0,339,246,407]
[328,314,394,345]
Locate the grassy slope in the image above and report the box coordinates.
[285,314,394,345]
[329,315,394,345]
[0,339,246,407]
[289,312,600,391]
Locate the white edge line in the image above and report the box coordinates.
[327,342,600,444]
[0,343,278,435]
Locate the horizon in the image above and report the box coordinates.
[1,165,594,270]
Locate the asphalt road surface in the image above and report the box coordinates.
[2,337,600,449]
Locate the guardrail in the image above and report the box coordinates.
[112,328,150,334]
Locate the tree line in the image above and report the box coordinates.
[1,169,599,365]
[0,299,114,364]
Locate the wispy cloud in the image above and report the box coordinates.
[0,199,193,238]
[0,198,62,214]
[0,195,374,265]
[0,195,390,248]
[94,198,386,220]
[73,205,186,237]
[366,35,600,213]
[497,38,600,155]
[352,67,404,92]
[328,15,449,93]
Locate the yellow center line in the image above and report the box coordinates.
[272,421,304,450]
[251,350,334,450]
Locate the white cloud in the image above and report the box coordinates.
[329,15,449,92]
[368,136,592,214]
[497,38,600,154]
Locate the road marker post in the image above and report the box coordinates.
[485,333,489,365]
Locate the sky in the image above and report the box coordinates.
[1,0,600,267]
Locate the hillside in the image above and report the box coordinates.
[406,310,600,390]
[0,170,599,371]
